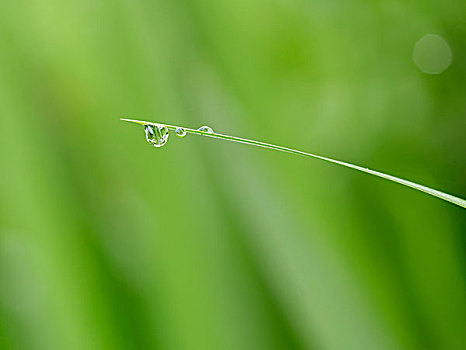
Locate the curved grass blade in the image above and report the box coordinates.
[121,118,466,209]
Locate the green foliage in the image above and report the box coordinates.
[0,1,465,350]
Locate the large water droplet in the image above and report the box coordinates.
[175,127,187,138]
[144,124,169,148]
[198,126,214,133]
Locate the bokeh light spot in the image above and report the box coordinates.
[412,34,452,74]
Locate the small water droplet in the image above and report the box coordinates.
[198,126,214,133]
[144,124,169,148]
[175,127,187,138]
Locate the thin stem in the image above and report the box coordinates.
[121,118,466,209]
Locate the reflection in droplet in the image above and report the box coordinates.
[413,34,452,74]
[175,127,187,138]
[144,124,169,148]
[198,126,214,133]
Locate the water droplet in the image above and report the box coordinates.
[198,126,214,133]
[144,124,169,148]
[175,127,187,138]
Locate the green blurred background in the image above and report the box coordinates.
[0,0,465,349]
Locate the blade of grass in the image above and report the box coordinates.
[121,118,466,209]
